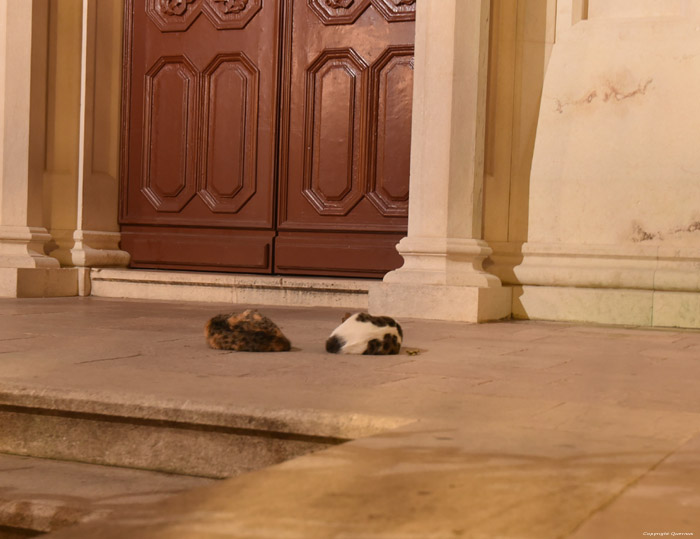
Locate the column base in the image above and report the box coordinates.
[0,226,61,269]
[0,268,78,298]
[369,282,513,322]
[384,237,502,287]
[49,230,131,268]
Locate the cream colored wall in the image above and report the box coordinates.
[482,0,556,285]
[0,6,6,227]
[43,0,123,237]
[587,0,700,19]
[483,0,556,245]
[0,0,51,241]
[513,0,700,328]
[528,8,700,249]
[0,1,49,232]
[44,0,81,241]
[81,0,124,235]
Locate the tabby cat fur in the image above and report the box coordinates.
[205,309,291,352]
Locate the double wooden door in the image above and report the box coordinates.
[120,0,415,277]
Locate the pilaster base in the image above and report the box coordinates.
[0,226,60,269]
[369,282,513,322]
[0,268,78,298]
[49,230,130,268]
[384,237,502,288]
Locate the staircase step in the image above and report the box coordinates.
[0,385,360,479]
[0,453,213,537]
[89,268,371,309]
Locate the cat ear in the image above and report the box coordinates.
[341,312,353,322]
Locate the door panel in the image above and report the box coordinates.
[200,53,260,214]
[120,0,280,272]
[276,0,414,277]
[274,231,407,276]
[121,0,414,277]
[121,225,271,271]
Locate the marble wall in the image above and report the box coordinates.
[512,0,700,327]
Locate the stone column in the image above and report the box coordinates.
[369,0,512,322]
[0,0,76,296]
[47,0,129,295]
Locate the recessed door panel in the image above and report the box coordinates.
[200,54,259,213]
[141,57,198,212]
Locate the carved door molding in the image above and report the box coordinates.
[146,0,262,31]
[308,0,415,24]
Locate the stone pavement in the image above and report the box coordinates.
[1,297,699,538]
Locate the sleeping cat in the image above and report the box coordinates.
[326,312,403,355]
[205,309,291,352]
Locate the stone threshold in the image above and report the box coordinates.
[89,268,373,309]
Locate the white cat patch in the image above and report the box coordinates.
[326,313,402,355]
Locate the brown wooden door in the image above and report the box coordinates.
[120,0,281,272]
[276,0,414,277]
[120,0,414,277]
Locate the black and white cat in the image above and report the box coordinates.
[326,312,403,355]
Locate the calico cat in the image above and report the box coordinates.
[326,312,403,355]
[205,309,291,352]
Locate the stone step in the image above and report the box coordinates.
[0,452,213,537]
[89,268,372,309]
[0,384,398,480]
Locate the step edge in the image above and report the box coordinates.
[0,383,412,441]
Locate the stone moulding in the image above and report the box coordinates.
[0,226,60,268]
[489,241,700,293]
[384,237,504,288]
[89,268,371,309]
[47,230,131,268]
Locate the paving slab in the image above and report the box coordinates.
[0,297,699,538]
[570,433,700,539]
[0,453,212,535]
